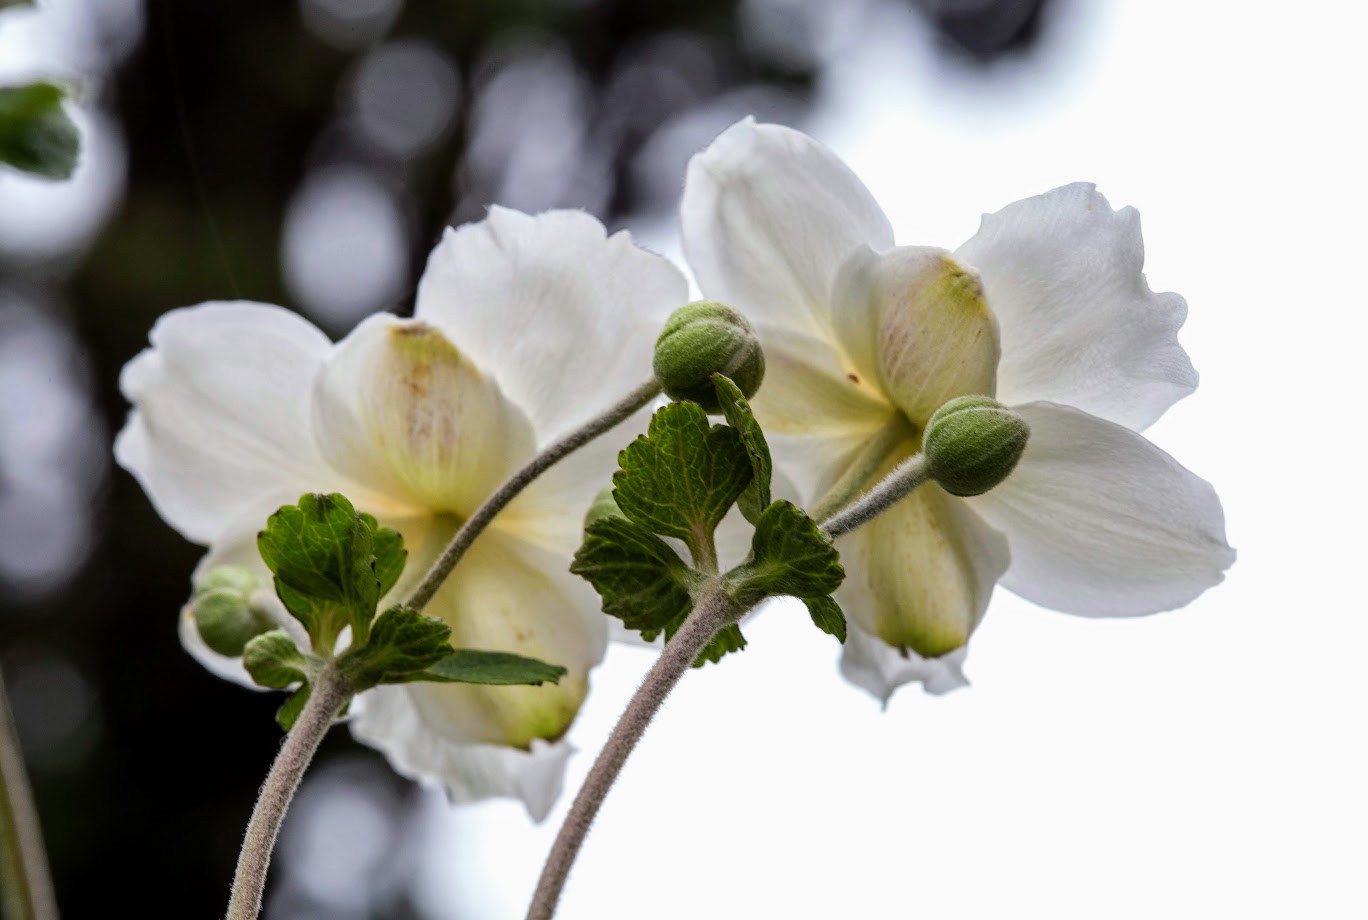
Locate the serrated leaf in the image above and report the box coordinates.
[276,685,311,730]
[409,649,568,686]
[242,630,311,689]
[360,512,407,598]
[0,82,79,179]
[571,516,699,635]
[612,401,752,563]
[339,605,453,690]
[804,596,847,644]
[729,500,845,605]
[257,493,379,650]
[712,373,772,525]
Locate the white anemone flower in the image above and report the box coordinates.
[681,119,1235,701]
[115,208,687,819]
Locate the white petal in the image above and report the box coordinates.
[954,183,1196,431]
[750,321,896,506]
[114,302,340,544]
[413,207,687,444]
[831,244,1000,428]
[382,513,605,748]
[350,685,573,822]
[834,484,1009,666]
[969,402,1235,616]
[840,623,970,704]
[311,313,534,517]
[682,118,894,337]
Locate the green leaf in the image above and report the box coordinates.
[360,512,407,598]
[572,515,744,666]
[275,685,311,731]
[612,401,752,563]
[242,630,312,689]
[0,1,34,9]
[712,373,772,525]
[338,605,453,690]
[0,82,79,179]
[729,500,845,606]
[257,493,381,650]
[803,596,847,644]
[571,516,700,635]
[410,649,568,686]
[694,623,747,667]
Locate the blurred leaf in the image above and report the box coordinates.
[0,81,79,179]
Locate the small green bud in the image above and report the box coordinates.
[191,565,275,657]
[653,301,765,414]
[923,396,1029,497]
[584,486,626,527]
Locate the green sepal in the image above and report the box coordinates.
[257,493,399,652]
[612,401,752,563]
[0,82,79,179]
[728,500,845,606]
[242,629,314,689]
[405,650,568,686]
[571,516,701,635]
[337,605,453,691]
[803,596,847,644]
[712,373,772,525]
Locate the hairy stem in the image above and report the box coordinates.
[407,378,662,612]
[526,582,741,920]
[0,666,57,920]
[820,453,931,538]
[225,667,351,920]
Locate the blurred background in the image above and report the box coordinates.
[1,0,1365,917]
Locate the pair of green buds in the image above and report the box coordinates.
[652,301,1029,498]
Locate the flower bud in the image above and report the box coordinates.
[190,565,275,657]
[653,301,764,414]
[923,396,1029,497]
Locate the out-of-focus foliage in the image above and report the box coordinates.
[0,82,78,178]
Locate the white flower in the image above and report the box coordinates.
[115,208,687,819]
[681,119,1235,701]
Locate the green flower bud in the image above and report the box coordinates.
[191,565,275,657]
[653,301,765,414]
[923,396,1029,497]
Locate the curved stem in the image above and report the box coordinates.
[820,453,931,538]
[526,582,741,920]
[225,667,351,920]
[0,666,57,920]
[407,378,662,612]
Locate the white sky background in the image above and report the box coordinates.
[412,1,1368,918]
